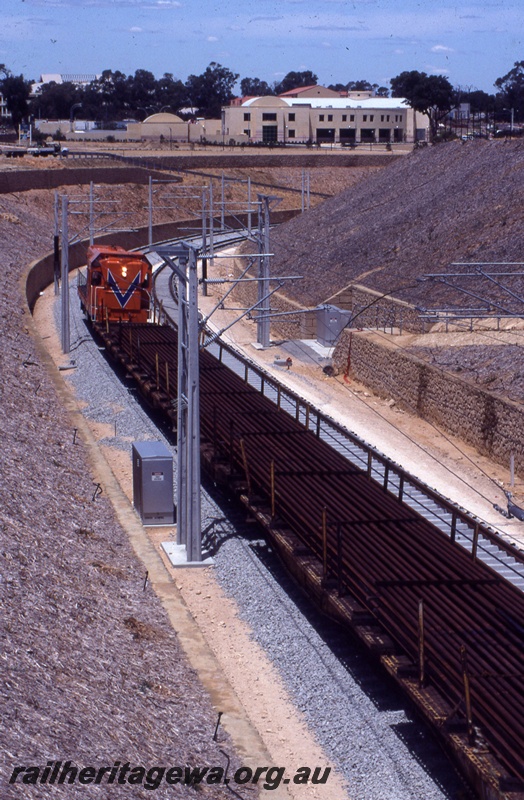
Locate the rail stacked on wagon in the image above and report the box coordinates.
[92,316,524,799]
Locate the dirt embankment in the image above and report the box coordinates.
[269,139,524,310]
[2,161,377,798]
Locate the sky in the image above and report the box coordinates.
[0,0,522,94]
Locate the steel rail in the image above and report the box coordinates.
[85,229,524,789]
[98,318,524,783]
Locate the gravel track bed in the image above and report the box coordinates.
[60,281,472,800]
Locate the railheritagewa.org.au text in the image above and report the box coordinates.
[9,761,331,791]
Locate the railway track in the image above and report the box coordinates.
[90,235,524,798]
[152,246,524,594]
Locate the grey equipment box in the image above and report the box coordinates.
[132,441,175,525]
[316,304,352,346]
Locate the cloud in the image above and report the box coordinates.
[0,14,52,40]
[302,23,369,31]
[431,44,454,53]
[425,65,450,75]
[248,16,285,22]
[28,0,181,6]
[130,26,143,32]
[206,35,218,41]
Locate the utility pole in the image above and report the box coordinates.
[89,181,95,246]
[201,188,208,297]
[148,175,153,246]
[256,194,281,348]
[53,192,60,296]
[60,195,70,355]
[156,244,203,563]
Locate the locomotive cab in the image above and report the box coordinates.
[78,245,151,324]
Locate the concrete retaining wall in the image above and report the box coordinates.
[119,153,400,170]
[328,283,423,333]
[334,330,524,475]
[24,209,300,311]
[0,167,170,195]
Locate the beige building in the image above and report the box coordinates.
[35,111,222,143]
[222,87,429,145]
[126,112,221,143]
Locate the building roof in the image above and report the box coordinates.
[39,73,99,85]
[278,84,341,98]
[242,95,410,110]
[142,112,184,124]
[243,96,288,109]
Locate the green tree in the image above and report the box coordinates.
[30,80,83,120]
[390,70,454,140]
[273,70,318,95]
[456,88,494,115]
[82,70,130,121]
[127,69,158,116]
[185,62,239,118]
[240,77,274,97]
[347,79,373,92]
[495,61,524,123]
[0,65,31,129]
[155,73,187,113]
[328,79,389,97]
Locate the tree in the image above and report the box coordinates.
[456,88,494,115]
[328,79,389,97]
[0,66,31,129]
[390,70,454,140]
[30,81,83,121]
[185,62,239,118]
[495,61,524,122]
[240,77,274,97]
[155,73,187,113]
[347,79,374,92]
[127,69,158,115]
[273,70,318,95]
[81,70,130,121]
[327,82,347,93]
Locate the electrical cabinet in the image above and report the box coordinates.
[132,441,175,525]
[316,304,352,346]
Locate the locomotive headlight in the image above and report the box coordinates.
[121,266,128,278]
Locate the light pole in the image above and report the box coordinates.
[503,107,515,136]
[69,103,82,133]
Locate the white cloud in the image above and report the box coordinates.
[28,0,181,6]
[425,65,450,75]
[130,26,143,31]
[206,35,218,41]
[431,44,454,53]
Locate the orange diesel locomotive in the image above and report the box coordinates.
[78,245,152,324]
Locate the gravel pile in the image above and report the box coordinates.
[61,282,471,800]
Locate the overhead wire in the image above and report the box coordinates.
[215,308,524,545]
